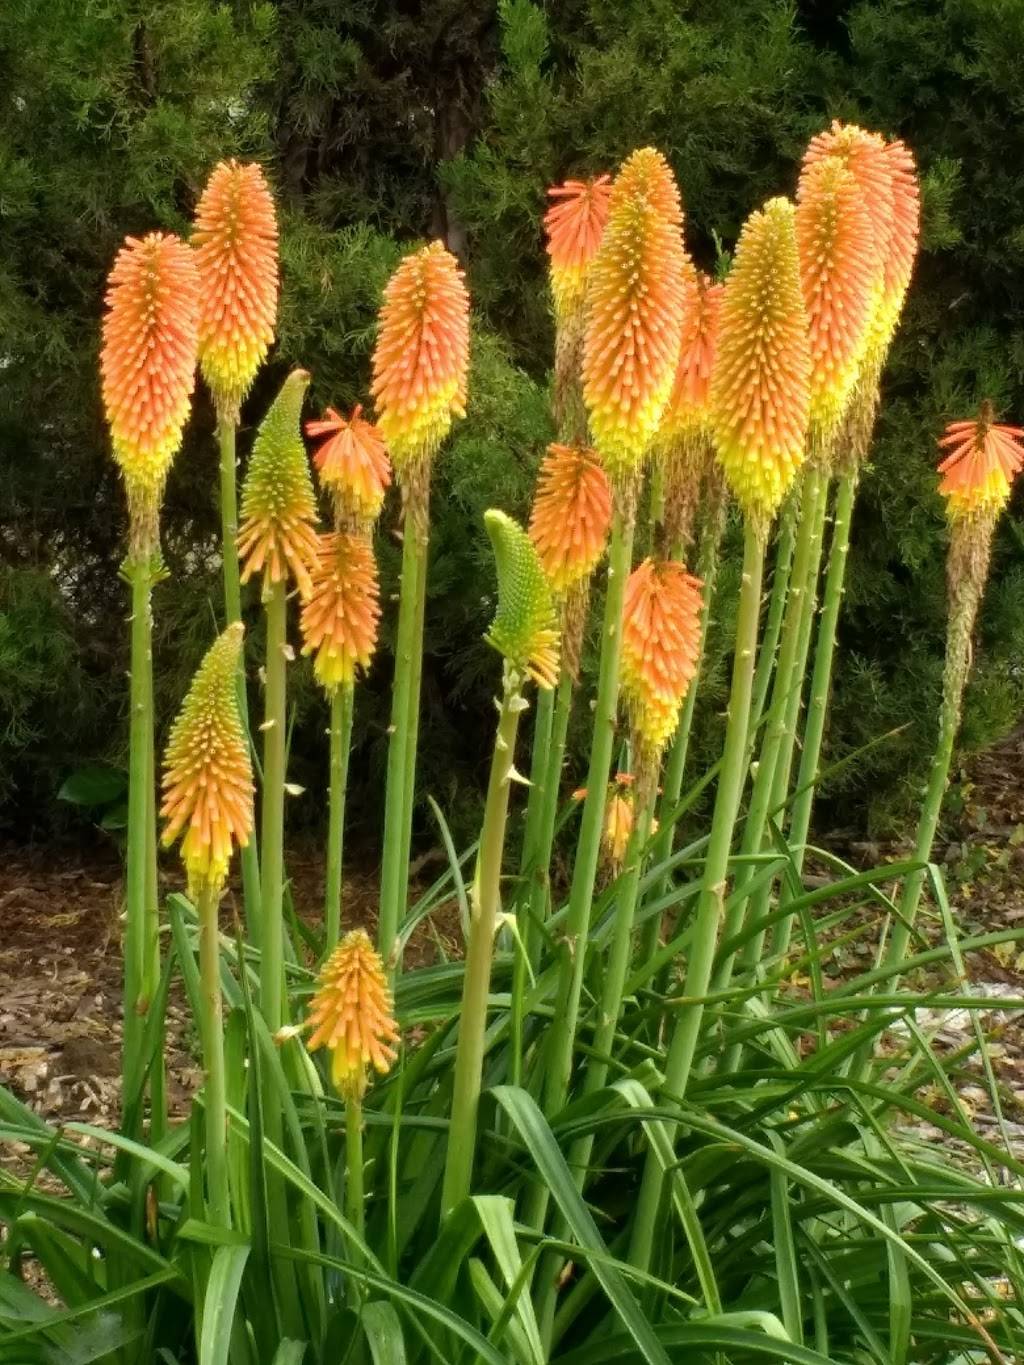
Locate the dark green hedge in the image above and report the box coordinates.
[2,0,1023,842]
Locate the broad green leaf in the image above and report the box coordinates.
[361,1300,407,1365]
[199,1244,250,1365]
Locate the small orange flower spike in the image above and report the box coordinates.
[620,558,704,759]
[937,406,1024,521]
[305,404,392,528]
[796,155,878,451]
[528,444,613,594]
[583,148,693,482]
[711,197,811,529]
[300,531,381,692]
[161,623,254,898]
[101,232,200,550]
[371,241,470,481]
[544,176,613,322]
[602,788,635,871]
[193,160,279,417]
[306,928,400,1099]
[237,369,320,599]
[660,274,723,443]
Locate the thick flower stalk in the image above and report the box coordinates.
[886,411,1024,1001]
[101,232,200,555]
[711,197,811,533]
[583,148,692,485]
[306,404,392,531]
[193,160,279,420]
[441,512,557,1218]
[655,274,723,555]
[161,623,254,1229]
[796,154,878,458]
[620,558,704,802]
[373,242,470,970]
[545,175,612,442]
[237,368,319,601]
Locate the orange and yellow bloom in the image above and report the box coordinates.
[710,197,811,527]
[300,532,381,692]
[101,232,200,546]
[545,175,613,322]
[306,929,400,1099]
[371,241,470,477]
[160,623,254,898]
[528,443,613,594]
[620,558,704,758]
[306,404,392,528]
[583,148,692,481]
[193,160,279,416]
[660,274,723,443]
[237,369,320,600]
[937,408,1024,521]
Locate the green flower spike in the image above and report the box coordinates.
[237,368,320,600]
[484,509,560,689]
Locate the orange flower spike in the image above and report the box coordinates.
[306,928,400,1100]
[620,558,704,755]
[306,404,392,527]
[160,623,254,899]
[528,443,613,593]
[710,197,811,528]
[602,789,635,870]
[101,232,200,543]
[660,275,724,442]
[371,241,470,477]
[300,531,382,692]
[871,136,921,351]
[583,148,693,481]
[937,407,1024,521]
[193,160,279,416]
[237,369,320,600]
[804,121,895,271]
[544,175,613,320]
[796,155,878,448]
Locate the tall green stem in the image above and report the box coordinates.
[528,673,574,965]
[197,881,230,1228]
[786,471,857,875]
[144,650,165,1144]
[519,684,556,892]
[217,413,262,936]
[750,496,797,735]
[379,509,429,971]
[325,683,355,953]
[628,520,765,1274]
[440,671,525,1218]
[346,1096,365,1304]
[122,557,153,1136]
[260,578,289,1032]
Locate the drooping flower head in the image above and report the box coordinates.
[237,369,320,599]
[306,928,400,1100]
[544,176,613,322]
[192,160,279,417]
[371,242,470,489]
[528,444,613,594]
[101,232,200,552]
[711,197,811,530]
[305,404,392,528]
[160,623,254,898]
[583,148,692,483]
[300,531,381,692]
[484,510,560,689]
[620,558,704,780]
[937,405,1024,522]
[796,155,878,453]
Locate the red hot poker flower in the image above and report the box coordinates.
[937,406,1024,521]
[306,404,392,528]
[544,175,613,320]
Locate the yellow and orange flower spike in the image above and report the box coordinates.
[305,404,392,529]
[160,623,254,898]
[804,121,895,272]
[583,148,692,483]
[620,559,704,768]
[300,531,381,692]
[306,928,400,1100]
[371,241,470,486]
[602,784,635,872]
[937,406,1024,521]
[711,197,811,530]
[101,232,200,552]
[484,510,560,689]
[192,160,279,417]
[528,443,613,594]
[795,155,878,453]
[237,369,320,600]
[871,136,920,355]
[660,274,723,443]
[544,176,613,323]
